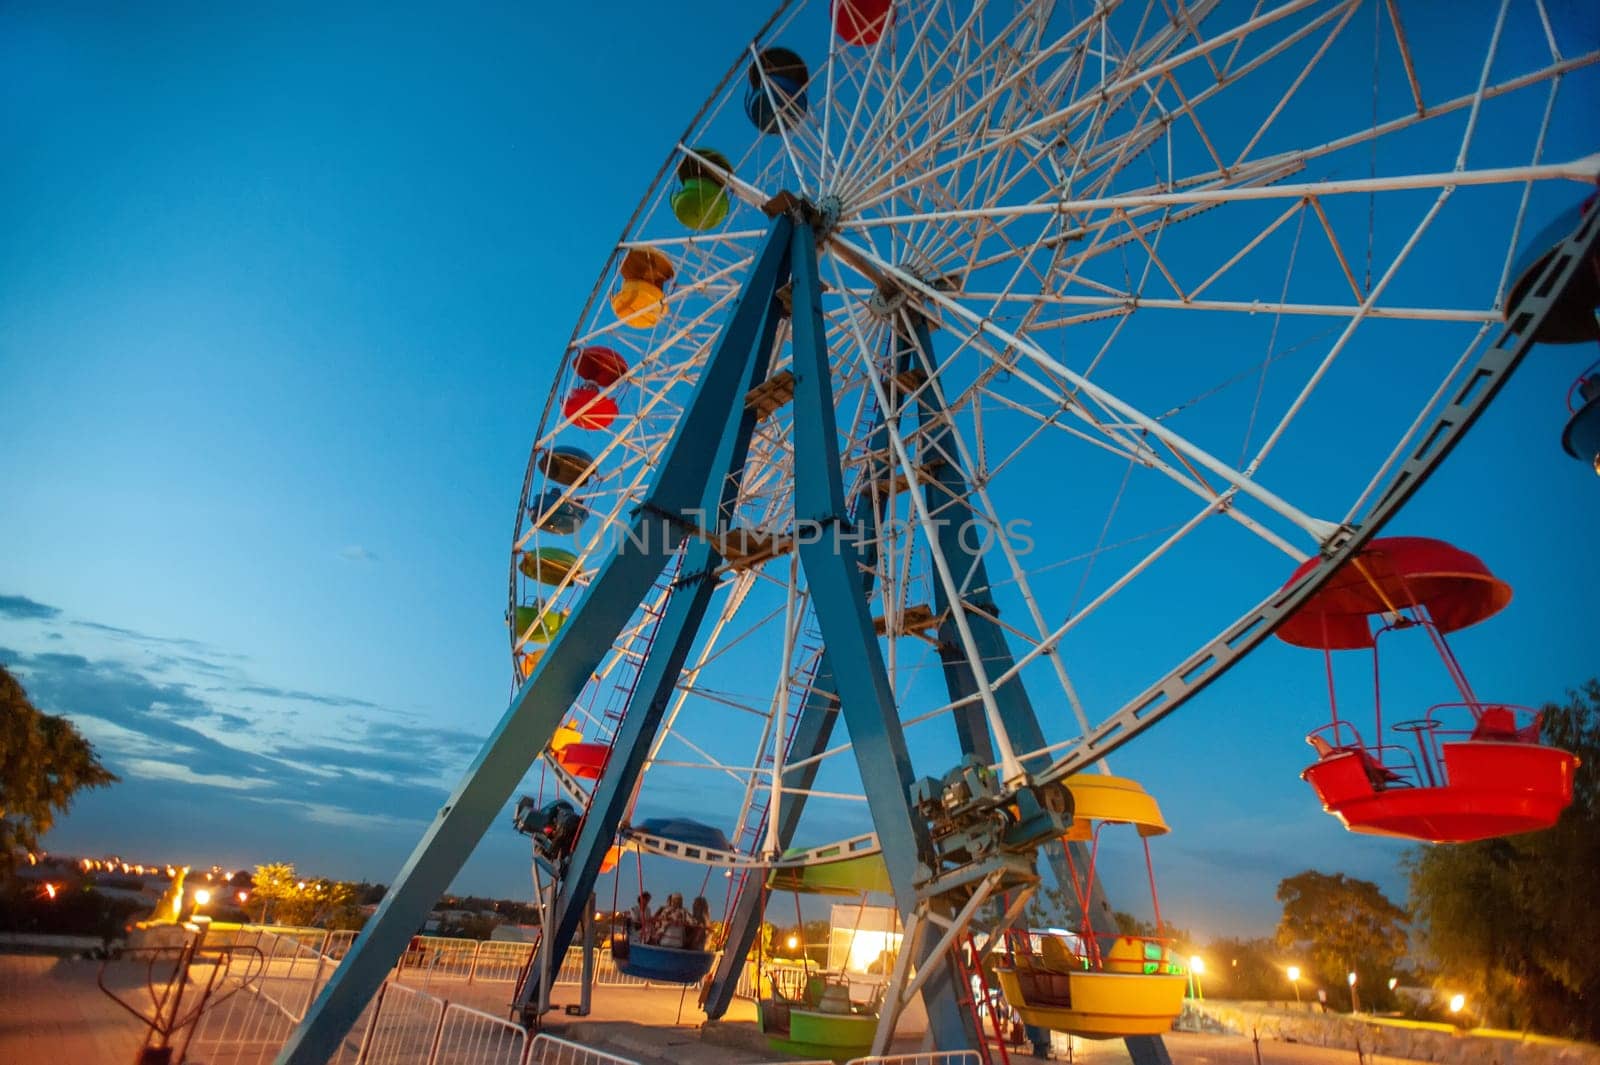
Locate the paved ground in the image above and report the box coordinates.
[0,954,153,1063]
[0,954,1433,1065]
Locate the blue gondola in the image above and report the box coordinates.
[1564,376,1600,475]
[529,488,589,534]
[745,48,809,133]
[631,817,732,852]
[609,816,727,983]
[613,940,717,983]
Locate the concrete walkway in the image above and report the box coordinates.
[0,954,152,1063]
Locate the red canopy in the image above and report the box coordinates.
[1277,536,1511,649]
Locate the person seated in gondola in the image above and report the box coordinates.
[654,892,691,948]
[687,896,712,950]
[630,892,654,942]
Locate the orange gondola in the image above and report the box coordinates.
[1279,536,1580,843]
[610,247,675,329]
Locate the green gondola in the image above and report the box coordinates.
[513,603,567,643]
[756,850,890,1063]
[758,985,878,1063]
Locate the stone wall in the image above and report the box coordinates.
[1179,1001,1600,1065]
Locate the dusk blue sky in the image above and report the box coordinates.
[3,2,1597,940]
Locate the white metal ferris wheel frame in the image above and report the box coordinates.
[513,0,1600,869]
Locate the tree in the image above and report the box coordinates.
[1408,680,1600,1038]
[250,862,300,923]
[1276,870,1407,1008]
[1,666,117,878]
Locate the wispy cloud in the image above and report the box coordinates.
[0,593,485,852]
[339,545,379,563]
[231,683,381,711]
[0,594,61,621]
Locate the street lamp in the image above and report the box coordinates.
[1348,971,1360,1013]
[785,934,800,953]
[1287,966,1302,1004]
[1388,977,1399,991]
[194,888,212,910]
[1189,956,1206,1001]
[1449,994,1466,1014]
[237,891,250,906]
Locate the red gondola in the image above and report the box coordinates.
[555,741,610,781]
[563,387,619,431]
[1278,536,1579,843]
[835,0,893,46]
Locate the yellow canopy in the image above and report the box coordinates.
[1061,775,1169,840]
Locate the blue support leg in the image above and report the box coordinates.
[899,320,1172,1065]
[787,220,975,1052]
[276,217,796,1065]
[511,220,796,1021]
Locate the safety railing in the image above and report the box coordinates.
[851,1049,985,1055]
[432,1003,529,1065]
[190,980,303,1065]
[471,940,537,983]
[360,983,448,1065]
[206,926,671,991]
[525,1034,640,1065]
[398,936,481,983]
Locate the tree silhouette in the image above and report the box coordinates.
[1276,869,1407,1007]
[1408,679,1600,1038]
[1,665,117,878]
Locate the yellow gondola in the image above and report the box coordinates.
[995,775,1187,1039]
[610,247,676,329]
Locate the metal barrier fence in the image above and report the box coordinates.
[326,929,360,959]
[471,941,536,983]
[205,926,667,990]
[851,1049,985,1055]
[190,981,302,1065]
[360,983,448,1065]
[186,925,798,1065]
[525,1034,640,1065]
[398,936,481,985]
[431,1004,529,1065]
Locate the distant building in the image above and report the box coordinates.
[490,924,540,944]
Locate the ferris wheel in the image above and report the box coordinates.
[280,2,1599,1062]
